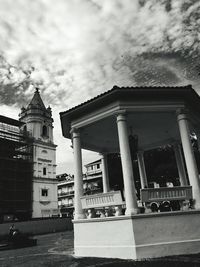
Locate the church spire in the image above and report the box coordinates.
[28,87,46,111]
[19,87,52,121]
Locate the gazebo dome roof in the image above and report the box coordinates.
[60,85,200,152]
[60,85,199,118]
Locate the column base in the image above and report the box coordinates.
[192,191,200,210]
[74,213,86,220]
[193,201,200,210]
[125,208,139,215]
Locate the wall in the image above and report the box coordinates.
[74,210,200,259]
[32,180,58,218]
[74,216,136,259]
[133,210,200,259]
[0,218,73,236]
[32,141,57,218]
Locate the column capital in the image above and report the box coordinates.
[176,108,189,121]
[137,150,144,156]
[172,141,181,148]
[115,110,127,122]
[98,152,108,158]
[176,108,189,115]
[70,127,80,138]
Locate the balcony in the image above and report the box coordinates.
[83,187,102,195]
[60,203,74,209]
[58,191,74,197]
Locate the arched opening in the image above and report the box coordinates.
[43,167,46,175]
[42,125,48,137]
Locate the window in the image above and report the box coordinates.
[42,125,47,136]
[43,167,46,175]
[88,166,93,171]
[41,189,48,197]
[96,164,100,169]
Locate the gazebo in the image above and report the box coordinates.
[60,85,200,259]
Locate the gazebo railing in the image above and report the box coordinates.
[140,186,192,203]
[80,190,125,218]
[140,186,193,212]
[80,186,193,218]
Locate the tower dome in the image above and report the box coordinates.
[19,87,53,142]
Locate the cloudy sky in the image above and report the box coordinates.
[0,0,200,173]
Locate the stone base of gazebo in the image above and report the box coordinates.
[73,210,200,259]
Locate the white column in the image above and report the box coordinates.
[197,133,200,152]
[116,112,138,215]
[99,153,110,193]
[177,111,200,209]
[173,143,188,186]
[71,128,85,219]
[137,151,148,189]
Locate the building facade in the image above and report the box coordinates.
[0,115,33,221]
[19,88,58,218]
[57,159,102,217]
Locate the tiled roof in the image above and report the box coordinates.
[28,88,46,110]
[60,85,193,116]
[84,158,101,167]
[0,115,24,127]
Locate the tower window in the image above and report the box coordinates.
[42,125,47,136]
[43,167,46,175]
[41,189,48,197]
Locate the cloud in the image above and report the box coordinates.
[0,0,199,106]
[0,0,199,171]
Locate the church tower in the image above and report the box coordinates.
[19,88,58,218]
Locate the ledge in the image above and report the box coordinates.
[73,209,200,224]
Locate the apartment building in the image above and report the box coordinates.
[57,159,102,217]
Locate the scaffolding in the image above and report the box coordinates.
[0,115,33,221]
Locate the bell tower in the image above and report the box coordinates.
[19,88,58,218]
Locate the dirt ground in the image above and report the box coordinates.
[0,231,200,267]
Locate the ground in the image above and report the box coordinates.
[0,231,200,266]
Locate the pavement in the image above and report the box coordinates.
[0,231,200,266]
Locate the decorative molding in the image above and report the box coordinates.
[40,201,51,205]
[71,104,120,129]
[33,177,57,182]
[37,158,52,163]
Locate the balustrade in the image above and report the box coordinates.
[141,186,192,203]
[79,186,193,218]
[80,190,124,218]
[141,186,193,212]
